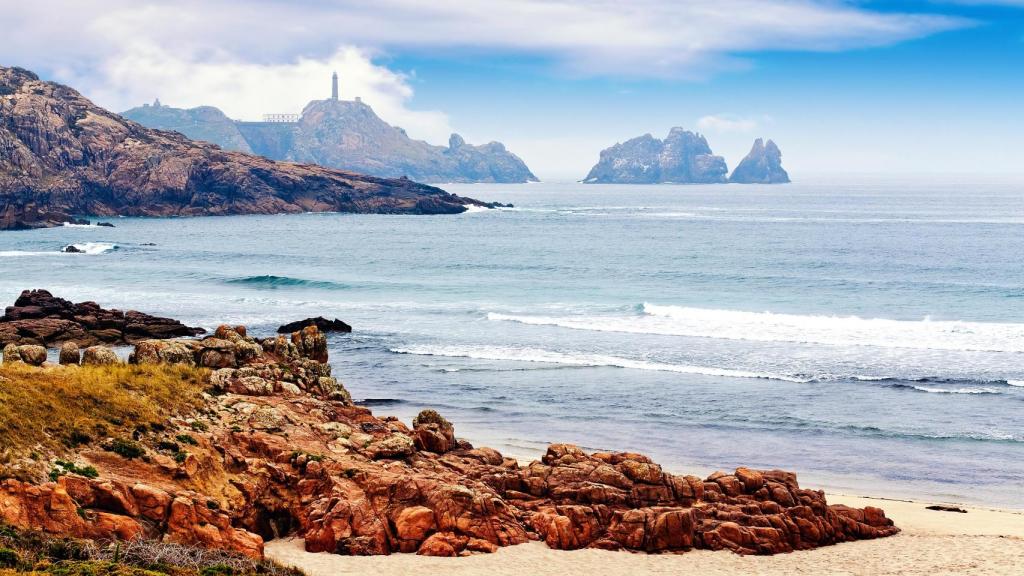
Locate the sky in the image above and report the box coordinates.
[2,0,1023,180]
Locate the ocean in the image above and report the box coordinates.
[2,175,1022,508]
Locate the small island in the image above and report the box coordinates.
[584,128,790,185]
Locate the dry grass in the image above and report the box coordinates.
[0,523,303,576]
[0,363,210,464]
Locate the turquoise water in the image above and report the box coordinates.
[2,175,1023,507]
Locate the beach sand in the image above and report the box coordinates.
[266,495,1024,576]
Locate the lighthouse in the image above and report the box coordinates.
[331,71,339,100]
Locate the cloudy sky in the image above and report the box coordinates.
[3,0,1023,179]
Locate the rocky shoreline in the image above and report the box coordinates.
[0,289,204,348]
[0,296,898,561]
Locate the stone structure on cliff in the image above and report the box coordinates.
[0,318,899,560]
[0,289,204,347]
[0,66,500,230]
[584,128,729,184]
[729,138,791,184]
[121,73,537,184]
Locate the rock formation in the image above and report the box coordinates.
[0,320,899,561]
[277,317,352,334]
[729,138,790,184]
[0,289,204,347]
[584,128,728,184]
[0,66,499,230]
[122,99,538,184]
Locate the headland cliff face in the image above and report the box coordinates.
[122,98,537,184]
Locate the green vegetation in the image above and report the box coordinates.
[103,440,144,461]
[48,461,99,482]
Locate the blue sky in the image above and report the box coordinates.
[4,0,1023,179]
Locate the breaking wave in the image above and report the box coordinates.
[225,275,347,290]
[487,304,1024,353]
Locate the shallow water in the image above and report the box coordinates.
[2,175,1022,507]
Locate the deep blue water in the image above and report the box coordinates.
[2,175,1023,507]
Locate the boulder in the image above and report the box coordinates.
[58,341,81,365]
[17,345,47,366]
[412,409,457,454]
[1,343,19,363]
[277,317,352,334]
[82,346,119,366]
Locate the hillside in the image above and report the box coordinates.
[0,67,497,230]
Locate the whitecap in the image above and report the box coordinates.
[910,385,1002,395]
[390,345,811,383]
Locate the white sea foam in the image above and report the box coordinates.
[390,345,811,382]
[461,204,490,214]
[0,242,117,257]
[1007,380,1024,387]
[68,242,117,255]
[487,304,1024,353]
[910,385,1002,395]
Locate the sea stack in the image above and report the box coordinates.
[584,128,728,184]
[729,138,791,184]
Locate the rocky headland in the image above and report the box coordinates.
[0,292,898,563]
[729,138,790,184]
[0,66,501,231]
[122,99,537,184]
[584,130,791,184]
[0,289,204,348]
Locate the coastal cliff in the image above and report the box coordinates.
[0,291,899,561]
[0,66,497,230]
[729,138,791,184]
[122,98,538,184]
[583,129,728,184]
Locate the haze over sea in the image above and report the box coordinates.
[2,175,1022,508]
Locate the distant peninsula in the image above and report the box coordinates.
[0,66,501,230]
[584,128,790,184]
[122,73,537,184]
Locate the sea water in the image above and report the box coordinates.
[2,175,1022,507]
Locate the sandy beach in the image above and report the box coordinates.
[266,495,1024,576]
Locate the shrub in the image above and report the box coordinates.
[104,439,144,460]
[49,461,100,481]
[0,548,18,568]
[175,434,198,446]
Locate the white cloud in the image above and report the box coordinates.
[5,1,970,79]
[696,114,762,134]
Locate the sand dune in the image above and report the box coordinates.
[266,495,1024,576]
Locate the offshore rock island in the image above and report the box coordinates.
[122,72,537,184]
[584,128,790,184]
[0,291,898,563]
[0,66,500,230]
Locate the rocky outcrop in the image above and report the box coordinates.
[0,66,500,230]
[0,320,898,560]
[123,99,538,184]
[0,289,204,347]
[277,317,352,334]
[584,128,728,184]
[729,138,790,184]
